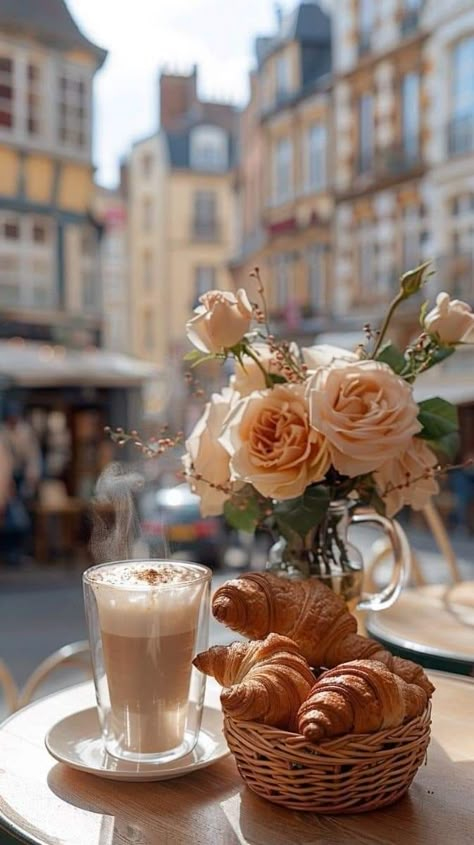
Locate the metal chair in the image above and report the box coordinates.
[17,641,92,710]
[0,659,19,716]
[365,501,461,590]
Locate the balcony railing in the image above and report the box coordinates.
[447,114,474,157]
[375,140,422,176]
[191,220,220,242]
[355,140,422,181]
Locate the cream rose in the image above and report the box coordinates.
[375,437,439,517]
[302,344,358,370]
[219,384,330,500]
[307,360,421,477]
[424,292,474,344]
[184,388,237,516]
[186,289,253,354]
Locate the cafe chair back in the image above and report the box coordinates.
[365,501,461,591]
[0,659,19,717]
[18,641,92,710]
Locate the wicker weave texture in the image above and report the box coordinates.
[224,704,432,814]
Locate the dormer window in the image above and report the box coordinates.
[190,125,228,172]
[275,52,291,102]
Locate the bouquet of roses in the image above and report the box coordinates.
[181,264,473,542]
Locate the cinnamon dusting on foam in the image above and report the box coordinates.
[88,562,201,587]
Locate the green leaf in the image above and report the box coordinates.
[183,349,203,361]
[268,373,287,385]
[421,345,455,372]
[273,485,331,540]
[418,397,458,441]
[375,342,406,374]
[224,497,261,533]
[422,431,460,462]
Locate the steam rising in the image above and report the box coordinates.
[90,463,146,563]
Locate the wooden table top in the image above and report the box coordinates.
[366,583,474,671]
[0,672,473,845]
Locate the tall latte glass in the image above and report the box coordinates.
[83,560,211,764]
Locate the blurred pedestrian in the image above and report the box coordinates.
[0,401,41,566]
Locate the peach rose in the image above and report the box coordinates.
[424,292,474,344]
[302,344,358,370]
[307,360,421,477]
[375,437,439,517]
[186,289,253,353]
[220,384,330,500]
[184,388,237,516]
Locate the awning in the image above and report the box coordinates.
[0,340,161,389]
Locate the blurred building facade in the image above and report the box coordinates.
[128,67,238,370]
[94,184,129,353]
[231,2,334,340]
[0,0,106,346]
[332,0,474,327]
[232,0,474,340]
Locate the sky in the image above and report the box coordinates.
[68,0,299,187]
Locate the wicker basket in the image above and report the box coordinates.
[223,703,431,814]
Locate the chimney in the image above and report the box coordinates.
[159,65,198,131]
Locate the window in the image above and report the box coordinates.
[307,246,326,311]
[27,63,42,136]
[306,123,327,192]
[273,137,293,204]
[193,191,217,239]
[449,37,474,155]
[194,266,216,303]
[142,153,153,177]
[143,250,153,290]
[275,53,290,101]
[402,73,420,161]
[58,69,89,150]
[274,254,291,309]
[359,0,374,53]
[143,198,153,231]
[144,310,154,353]
[358,94,374,174]
[0,56,13,129]
[357,222,376,293]
[401,205,422,270]
[0,214,55,309]
[81,228,100,312]
[190,125,228,171]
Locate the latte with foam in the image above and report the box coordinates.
[87,561,207,756]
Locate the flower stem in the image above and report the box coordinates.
[371,291,405,358]
[241,343,273,389]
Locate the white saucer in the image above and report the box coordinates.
[45,706,229,781]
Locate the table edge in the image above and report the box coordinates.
[366,615,474,664]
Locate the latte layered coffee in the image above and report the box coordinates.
[85,562,209,757]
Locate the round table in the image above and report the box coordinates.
[0,672,473,845]
[366,583,474,676]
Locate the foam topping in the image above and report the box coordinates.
[87,562,202,588]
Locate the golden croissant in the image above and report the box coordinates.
[193,633,315,730]
[297,659,428,741]
[212,572,434,696]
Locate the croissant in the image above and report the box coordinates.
[193,633,315,730]
[297,659,428,741]
[212,572,435,696]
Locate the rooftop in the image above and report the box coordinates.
[256,2,331,67]
[0,0,107,67]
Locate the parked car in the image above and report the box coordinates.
[139,483,227,569]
